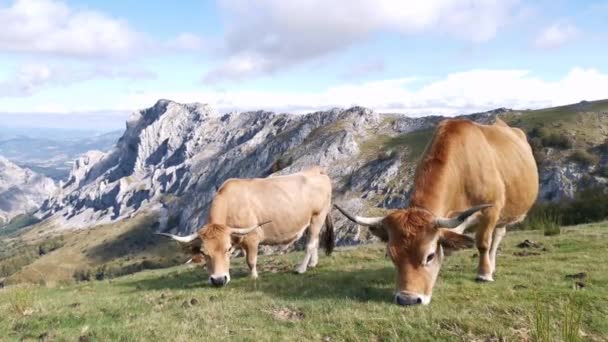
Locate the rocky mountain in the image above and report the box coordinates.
[0,156,57,226]
[37,99,608,245]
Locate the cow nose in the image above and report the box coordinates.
[395,293,423,306]
[209,275,228,287]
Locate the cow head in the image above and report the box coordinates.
[157,221,270,287]
[334,204,490,306]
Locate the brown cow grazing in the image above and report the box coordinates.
[335,118,538,305]
[159,166,334,286]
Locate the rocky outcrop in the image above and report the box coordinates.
[0,156,57,225]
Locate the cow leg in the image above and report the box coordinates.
[295,214,324,273]
[489,226,506,276]
[242,239,259,279]
[475,211,500,282]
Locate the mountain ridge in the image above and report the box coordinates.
[34,99,608,246]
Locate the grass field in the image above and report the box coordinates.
[1,223,607,341]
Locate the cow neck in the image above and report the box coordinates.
[407,126,455,218]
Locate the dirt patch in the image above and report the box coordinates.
[181,298,199,308]
[270,307,305,321]
[565,272,587,280]
[513,251,541,257]
[516,239,542,248]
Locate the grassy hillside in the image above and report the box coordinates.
[1,214,181,286]
[1,223,607,341]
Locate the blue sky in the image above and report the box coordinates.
[1,0,607,130]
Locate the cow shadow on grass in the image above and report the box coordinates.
[120,264,395,304]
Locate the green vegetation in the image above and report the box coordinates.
[0,214,182,286]
[1,225,607,341]
[0,214,41,237]
[568,149,599,166]
[524,187,608,228]
[521,210,561,236]
[359,128,433,162]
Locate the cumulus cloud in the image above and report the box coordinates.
[205,0,520,82]
[0,62,156,97]
[534,23,580,49]
[124,67,608,115]
[166,32,204,51]
[0,0,146,58]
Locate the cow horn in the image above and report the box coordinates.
[229,220,272,235]
[333,204,384,226]
[156,232,199,244]
[185,258,193,264]
[435,204,493,231]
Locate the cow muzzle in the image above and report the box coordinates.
[209,274,230,287]
[395,292,431,306]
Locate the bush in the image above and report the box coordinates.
[568,149,599,166]
[521,209,561,235]
[596,166,608,178]
[521,186,608,228]
[270,156,294,173]
[38,237,64,256]
[542,133,573,149]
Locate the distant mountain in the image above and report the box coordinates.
[0,156,57,226]
[37,99,608,245]
[0,130,122,181]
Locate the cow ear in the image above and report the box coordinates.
[439,229,475,250]
[368,225,389,242]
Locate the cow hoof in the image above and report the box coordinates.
[475,275,495,282]
[294,268,306,274]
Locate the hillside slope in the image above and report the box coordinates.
[1,224,607,341]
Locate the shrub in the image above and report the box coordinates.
[521,186,608,228]
[529,137,545,166]
[596,165,608,178]
[521,209,561,235]
[271,156,294,173]
[568,149,599,166]
[541,133,573,149]
[73,269,92,282]
[37,237,64,256]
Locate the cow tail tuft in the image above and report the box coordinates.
[323,211,335,256]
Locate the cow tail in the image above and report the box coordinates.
[322,211,335,256]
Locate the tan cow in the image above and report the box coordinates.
[159,166,334,286]
[335,118,538,305]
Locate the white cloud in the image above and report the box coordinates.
[166,32,204,51]
[0,62,156,97]
[206,0,520,82]
[534,23,580,49]
[122,67,608,115]
[0,0,147,58]
[6,68,607,116]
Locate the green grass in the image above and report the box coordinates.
[0,214,41,237]
[1,224,607,341]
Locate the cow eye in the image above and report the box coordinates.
[426,253,436,264]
